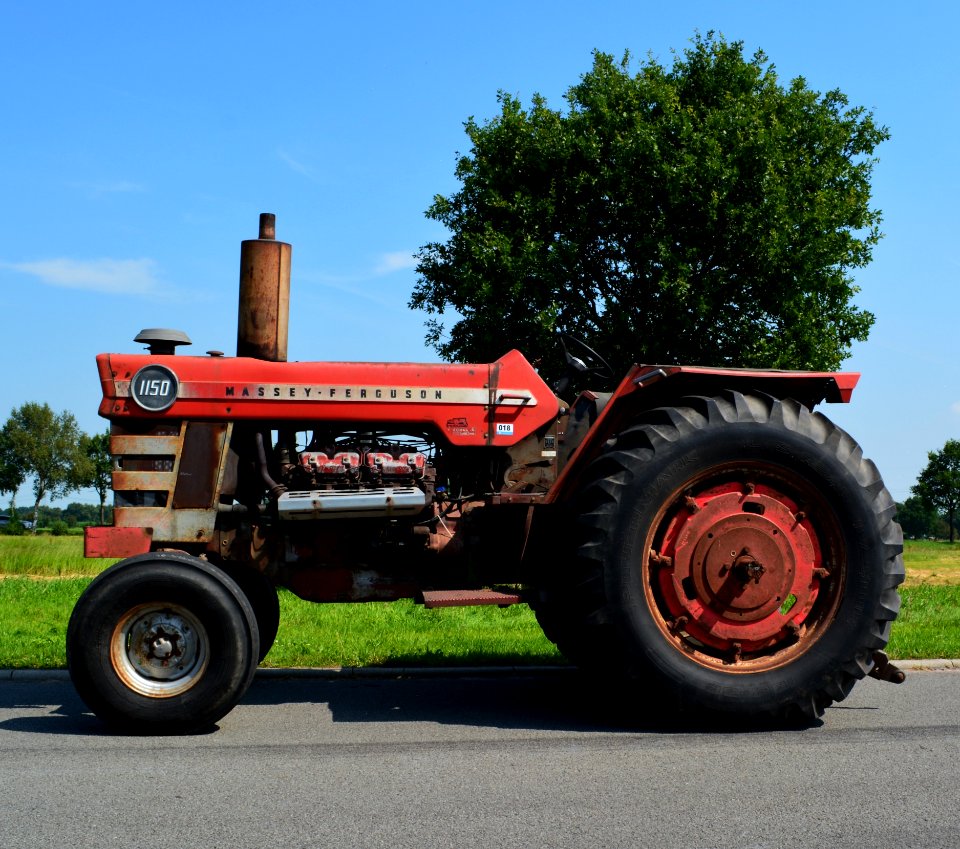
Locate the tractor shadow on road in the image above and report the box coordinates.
[0,670,827,736]
[0,679,104,737]
[241,669,823,734]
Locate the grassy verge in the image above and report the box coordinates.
[0,580,562,670]
[0,535,112,577]
[884,585,960,659]
[897,539,960,586]
[1,537,958,668]
[0,578,91,668]
[266,595,563,668]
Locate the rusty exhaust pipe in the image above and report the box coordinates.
[237,212,291,362]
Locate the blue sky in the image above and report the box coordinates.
[1,1,957,507]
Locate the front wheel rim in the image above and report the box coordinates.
[109,603,210,698]
[643,466,845,673]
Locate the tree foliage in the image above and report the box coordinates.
[895,496,941,540]
[77,430,112,525]
[912,440,960,543]
[0,426,26,512]
[1,402,86,532]
[411,32,888,381]
[32,502,112,528]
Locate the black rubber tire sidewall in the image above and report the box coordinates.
[217,564,281,663]
[67,553,259,733]
[592,399,898,717]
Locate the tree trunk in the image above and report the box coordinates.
[99,495,105,526]
[31,495,41,535]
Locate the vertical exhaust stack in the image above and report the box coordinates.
[237,212,291,361]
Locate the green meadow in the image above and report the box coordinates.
[0,537,957,669]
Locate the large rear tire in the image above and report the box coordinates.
[67,552,260,733]
[539,392,903,720]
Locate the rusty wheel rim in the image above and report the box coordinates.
[642,464,845,672]
[110,603,210,698]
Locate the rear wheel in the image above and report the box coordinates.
[67,552,260,733]
[540,392,903,720]
[218,564,280,663]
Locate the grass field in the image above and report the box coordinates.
[895,539,960,586]
[1,536,957,668]
[0,536,112,577]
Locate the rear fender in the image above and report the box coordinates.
[547,364,859,504]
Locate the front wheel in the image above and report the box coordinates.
[549,392,904,720]
[67,552,260,733]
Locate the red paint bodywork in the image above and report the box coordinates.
[89,344,860,568]
[97,348,558,447]
[97,349,857,446]
[547,363,858,502]
[85,526,152,558]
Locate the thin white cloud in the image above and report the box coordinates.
[302,275,397,309]
[4,258,162,295]
[277,149,318,181]
[373,251,417,275]
[299,250,418,293]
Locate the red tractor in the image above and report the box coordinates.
[67,215,904,732]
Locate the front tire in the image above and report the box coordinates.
[67,552,260,733]
[543,392,903,720]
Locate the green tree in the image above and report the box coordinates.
[896,496,939,539]
[2,403,86,533]
[0,425,26,515]
[912,440,960,543]
[411,33,888,381]
[77,430,112,525]
[63,501,111,525]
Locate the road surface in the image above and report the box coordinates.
[1,668,958,848]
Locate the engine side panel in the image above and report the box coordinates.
[96,349,559,448]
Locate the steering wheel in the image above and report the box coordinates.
[559,333,616,381]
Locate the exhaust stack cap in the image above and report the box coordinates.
[134,328,192,356]
[259,212,276,240]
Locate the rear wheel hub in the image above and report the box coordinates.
[649,477,838,666]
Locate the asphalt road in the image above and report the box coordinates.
[1,668,958,849]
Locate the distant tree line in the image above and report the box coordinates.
[0,402,111,533]
[37,502,114,528]
[898,439,960,542]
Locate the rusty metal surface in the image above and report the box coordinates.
[286,567,418,603]
[421,590,523,608]
[112,506,219,543]
[106,420,234,547]
[501,426,559,495]
[172,422,229,509]
[420,500,485,557]
[237,213,290,362]
[110,435,180,456]
[112,471,175,491]
[869,650,906,684]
